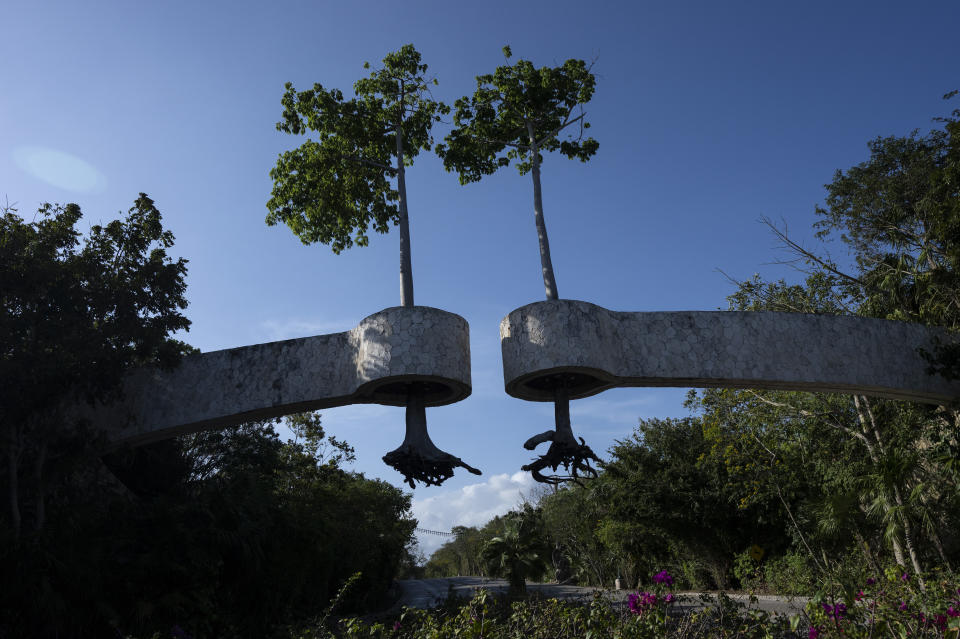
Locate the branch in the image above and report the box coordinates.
[476,136,526,150]
[761,216,867,288]
[750,432,826,572]
[744,390,875,452]
[341,155,396,173]
[536,111,586,147]
[716,268,811,314]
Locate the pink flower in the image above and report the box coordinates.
[628,591,661,615]
[809,626,820,639]
[652,570,674,587]
[393,621,401,631]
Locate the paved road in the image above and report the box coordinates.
[394,577,808,617]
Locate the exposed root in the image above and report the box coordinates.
[521,435,601,485]
[382,383,482,489]
[382,445,481,489]
[521,378,602,485]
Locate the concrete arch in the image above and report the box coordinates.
[93,306,471,448]
[500,300,959,405]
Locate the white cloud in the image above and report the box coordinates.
[411,472,537,557]
[13,146,107,193]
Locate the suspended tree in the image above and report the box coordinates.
[267,45,479,488]
[438,46,600,483]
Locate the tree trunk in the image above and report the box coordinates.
[928,526,952,572]
[892,485,925,585]
[853,396,909,571]
[527,122,559,301]
[553,386,574,442]
[396,117,414,308]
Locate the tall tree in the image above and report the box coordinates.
[437,45,598,301]
[718,95,960,579]
[267,44,448,308]
[438,46,600,484]
[765,92,960,375]
[267,46,478,487]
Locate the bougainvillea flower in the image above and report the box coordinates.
[652,570,675,586]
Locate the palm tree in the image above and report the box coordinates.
[480,510,548,597]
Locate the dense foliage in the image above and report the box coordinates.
[437,45,598,301]
[0,200,416,638]
[1,411,415,639]
[1,195,191,540]
[267,44,447,307]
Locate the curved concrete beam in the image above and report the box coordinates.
[93,306,470,447]
[501,300,959,405]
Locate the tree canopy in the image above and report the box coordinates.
[267,43,448,307]
[1,194,191,539]
[437,45,598,301]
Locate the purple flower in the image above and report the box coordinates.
[664,593,674,603]
[821,603,847,622]
[899,601,908,612]
[901,573,910,582]
[808,627,820,639]
[855,590,864,601]
[935,614,948,631]
[393,621,401,631]
[652,570,674,587]
[947,605,959,618]
[628,591,660,615]
[866,577,876,586]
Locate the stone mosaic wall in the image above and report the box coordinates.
[93,306,471,447]
[501,299,960,405]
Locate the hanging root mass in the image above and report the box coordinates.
[383,445,482,489]
[521,432,601,485]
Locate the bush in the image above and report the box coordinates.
[733,549,763,592]
[765,552,816,596]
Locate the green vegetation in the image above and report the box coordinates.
[0,199,416,638]
[437,45,598,301]
[425,95,960,598]
[267,43,448,307]
[292,568,960,638]
[480,507,550,597]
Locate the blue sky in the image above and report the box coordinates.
[3,0,959,555]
